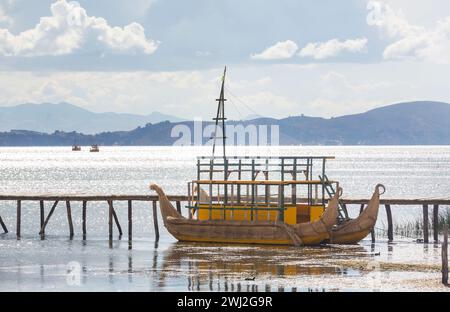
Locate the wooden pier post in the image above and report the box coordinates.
[110,201,123,237]
[128,200,132,240]
[108,200,113,240]
[176,201,182,215]
[385,204,393,242]
[433,204,439,243]
[40,201,59,235]
[423,204,429,243]
[16,200,21,238]
[39,200,45,230]
[82,201,87,237]
[371,229,375,243]
[66,201,74,238]
[442,225,448,286]
[0,215,7,233]
[152,200,160,240]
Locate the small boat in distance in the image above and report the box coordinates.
[72,140,81,151]
[90,144,99,152]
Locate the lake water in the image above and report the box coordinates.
[0,146,449,291]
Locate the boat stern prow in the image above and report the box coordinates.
[330,184,386,244]
[150,184,185,223]
[318,187,341,229]
[293,187,340,245]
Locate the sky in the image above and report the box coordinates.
[1,0,450,120]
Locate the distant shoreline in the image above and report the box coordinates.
[1,101,449,145]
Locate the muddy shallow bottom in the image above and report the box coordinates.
[0,234,448,292]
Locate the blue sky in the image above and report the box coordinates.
[1,0,450,119]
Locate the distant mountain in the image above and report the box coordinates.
[0,102,184,134]
[0,101,449,146]
[243,114,265,120]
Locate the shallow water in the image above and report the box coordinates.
[0,146,449,291]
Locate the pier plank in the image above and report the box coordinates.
[0,194,449,206]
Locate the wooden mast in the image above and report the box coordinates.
[212,66,227,159]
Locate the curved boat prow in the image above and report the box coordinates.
[150,184,184,223]
[330,184,385,244]
[318,187,340,228]
[290,187,340,245]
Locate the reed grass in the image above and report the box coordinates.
[391,207,450,239]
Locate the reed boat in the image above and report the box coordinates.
[329,184,385,244]
[151,183,339,246]
[149,67,385,246]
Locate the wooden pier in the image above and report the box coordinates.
[0,194,449,244]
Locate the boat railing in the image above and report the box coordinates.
[190,156,338,222]
[186,178,339,222]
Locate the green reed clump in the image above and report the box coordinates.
[393,207,450,239]
[438,208,450,232]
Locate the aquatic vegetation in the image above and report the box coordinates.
[391,207,450,239]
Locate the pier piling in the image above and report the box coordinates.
[0,215,7,233]
[40,200,58,235]
[423,205,429,243]
[39,200,44,230]
[176,201,182,215]
[385,204,393,242]
[66,201,74,238]
[82,201,87,237]
[433,204,439,243]
[442,225,448,286]
[152,200,160,241]
[16,200,21,238]
[108,200,113,240]
[128,200,132,240]
[110,202,123,237]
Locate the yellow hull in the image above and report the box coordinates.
[174,232,330,246]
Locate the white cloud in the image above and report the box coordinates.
[0,5,12,27]
[298,38,368,60]
[0,0,159,56]
[1,61,449,120]
[369,1,450,64]
[251,40,298,60]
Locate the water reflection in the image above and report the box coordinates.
[155,242,366,291]
[5,237,440,292]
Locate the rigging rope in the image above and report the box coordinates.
[225,86,260,117]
